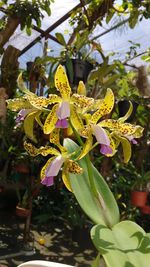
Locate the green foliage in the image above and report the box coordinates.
[91,221,150,267]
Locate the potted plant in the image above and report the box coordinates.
[8,64,150,267]
[131,168,150,207]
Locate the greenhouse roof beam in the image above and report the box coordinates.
[19,2,82,56]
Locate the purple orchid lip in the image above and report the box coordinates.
[100,144,113,155]
[15,109,31,124]
[92,125,110,146]
[45,156,64,177]
[41,176,54,187]
[57,101,70,120]
[55,118,68,128]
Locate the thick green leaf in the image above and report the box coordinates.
[91,220,150,267]
[55,32,66,46]
[64,138,120,227]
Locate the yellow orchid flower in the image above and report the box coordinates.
[43,65,94,134]
[78,88,115,159]
[78,90,144,163]
[24,140,82,191]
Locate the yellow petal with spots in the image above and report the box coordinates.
[106,133,117,157]
[35,111,43,128]
[27,96,50,109]
[70,105,83,131]
[68,160,83,174]
[43,104,59,134]
[41,157,56,180]
[78,125,91,138]
[90,88,114,124]
[77,81,86,96]
[118,136,132,163]
[62,169,72,192]
[71,94,94,109]
[7,98,31,111]
[50,128,67,153]
[48,94,62,103]
[55,65,71,100]
[99,119,136,136]
[24,111,38,143]
[24,141,60,157]
[78,135,93,160]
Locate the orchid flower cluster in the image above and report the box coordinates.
[7,65,143,191]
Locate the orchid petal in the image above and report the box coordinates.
[116,136,132,163]
[41,157,56,181]
[55,65,71,100]
[68,160,83,174]
[24,110,38,143]
[15,109,31,123]
[92,125,110,146]
[71,94,94,109]
[77,81,86,96]
[78,134,93,160]
[70,105,83,131]
[90,88,114,124]
[50,128,67,153]
[56,101,70,119]
[27,95,51,109]
[55,118,68,128]
[17,73,35,96]
[7,98,32,111]
[79,125,91,138]
[46,155,64,177]
[43,104,59,134]
[100,144,113,155]
[133,125,144,138]
[99,119,137,136]
[118,101,133,123]
[62,169,72,192]
[41,176,54,187]
[24,141,60,157]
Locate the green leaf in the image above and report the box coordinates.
[24,111,37,143]
[91,220,150,267]
[55,32,66,46]
[64,138,120,227]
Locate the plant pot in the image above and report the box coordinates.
[131,191,148,207]
[15,163,30,174]
[66,59,93,85]
[140,205,150,214]
[118,100,138,122]
[16,205,31,218]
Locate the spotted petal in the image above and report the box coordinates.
[43,104,59,134]
[41,157,56,181]
[71,94,94,109]
[62,168,72,192]
[24,141,60,157]
[7,98,32,111]
[55,65,71,100]
[78,135,93,160]
[24,110,38,142]
[27,95,51,109]
[70,105,83,131]
[68,160,83,174]
[50,128,67,153]
[90,88,114,124]
[99,119,137,136]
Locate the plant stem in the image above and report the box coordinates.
[69,119,98,198]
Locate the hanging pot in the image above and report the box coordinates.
[131,191,148,207]
[140,205,150,214]
[118,100,138,122]
[66,59,93,86]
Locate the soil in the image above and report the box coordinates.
[0,207,96,267]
